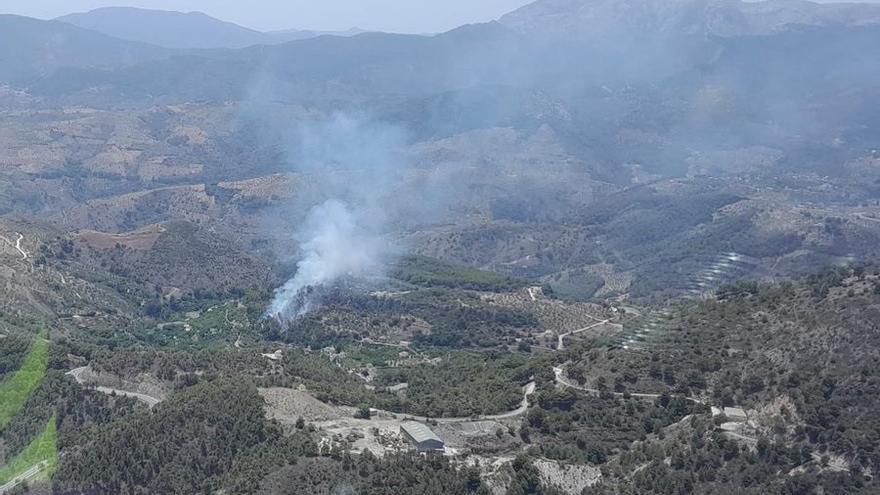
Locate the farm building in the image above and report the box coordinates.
[400,422,444,452]
[723,407,748,422]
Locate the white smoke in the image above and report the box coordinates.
[262,112,409,322]
[267,199,383,321]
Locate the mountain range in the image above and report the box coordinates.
[55,6,367,49]
[501,0,880,39]
[1,0,879,292]
[41,0,880,54]
[2,3,880,491]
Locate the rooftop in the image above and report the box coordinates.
[723,407,748,420]
[401,421,442,444]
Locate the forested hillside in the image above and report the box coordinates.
[573,267,880,493]
[2,0,880,493]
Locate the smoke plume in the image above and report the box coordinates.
[267,199,382,320]
[266,113,407,322]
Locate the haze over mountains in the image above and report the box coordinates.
[502,0,880,38]
[0,0,878,323]
[56,6,367,49]
[47,0,880,52]
[0,14,170,83]
[2,1,880,493]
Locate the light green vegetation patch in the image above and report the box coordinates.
[0,331,48,429]
[339,343,421,369]
[545,268,606,301]
[370,351,539,417]
[391,255,527,292]
[188,301,248,333]
[0,414,58,485]
[138,301,251,349]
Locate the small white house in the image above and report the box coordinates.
[723,407,748,422]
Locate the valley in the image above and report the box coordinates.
[1,0,879,493]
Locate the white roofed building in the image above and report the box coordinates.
[400,421,444,452]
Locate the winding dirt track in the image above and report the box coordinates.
[857,213,880,224]
[65,361,532,420]
[0,233,28,260]
[67,367,161,408]
[14,234,27,260]
[553,366,705,404]
[557,320,611,350]
[372,381,537,423]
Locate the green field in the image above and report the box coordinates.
[0,331,48,429]
[340,343,416,368]
[137,301,250,350]
[391,255,527,292]
[0,414,58,485]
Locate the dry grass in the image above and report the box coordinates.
[76,224,165,251]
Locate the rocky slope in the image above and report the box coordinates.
[500,0,880,39]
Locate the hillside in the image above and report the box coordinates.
[566,268,880,493]
[57,7,272,49]
[0,15,170,84]
[1,0,880,493]
[500,0,880,39]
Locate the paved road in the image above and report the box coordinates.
[67,367,161,408]
[0,461,49,494]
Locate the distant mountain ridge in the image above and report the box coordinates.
[56,6,366,49]
[269,27,370,38]
[0,14,170,83]
[500,0,880,39]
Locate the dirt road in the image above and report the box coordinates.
[371,381,537,424]
[0,233,26,260]
[481,381,536,420]
[14,234,27,260]
[557,320,610,350]
[527,287,540,301]
[857,213,880,223]
[305,381,536,457]
[67,367,162,408]
[553,366,704,404]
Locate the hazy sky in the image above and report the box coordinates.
[2,0,877,33]
[0,0,538,33]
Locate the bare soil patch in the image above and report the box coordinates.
[76,224,165,251]
[259,387,342,422]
